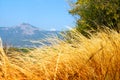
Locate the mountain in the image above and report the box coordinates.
[0,23,60,47]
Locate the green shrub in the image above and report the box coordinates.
[69,0,120,32]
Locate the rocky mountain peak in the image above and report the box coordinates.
[13,23,40,35]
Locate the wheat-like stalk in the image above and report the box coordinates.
[0,29,120,80]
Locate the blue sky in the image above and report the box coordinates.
[0,0,75,31]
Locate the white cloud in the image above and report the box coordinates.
[50,28,56,31]
[65,25,73,30]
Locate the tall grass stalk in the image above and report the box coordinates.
[0,29,120,80]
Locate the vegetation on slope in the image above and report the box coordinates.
[0,29,120,80]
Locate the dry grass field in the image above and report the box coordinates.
[0,29,120,80]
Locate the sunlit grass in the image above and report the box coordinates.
[0,29,120,80]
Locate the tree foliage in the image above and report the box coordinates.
[70,0,120,32]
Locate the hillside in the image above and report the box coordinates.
[0,29,120,80]
[0,23,60,47]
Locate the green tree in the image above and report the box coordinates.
[69,0,120,32]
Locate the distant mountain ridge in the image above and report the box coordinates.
[0,23,60,47]
[12,23,40,35]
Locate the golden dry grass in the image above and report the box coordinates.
[0,29,120,80]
